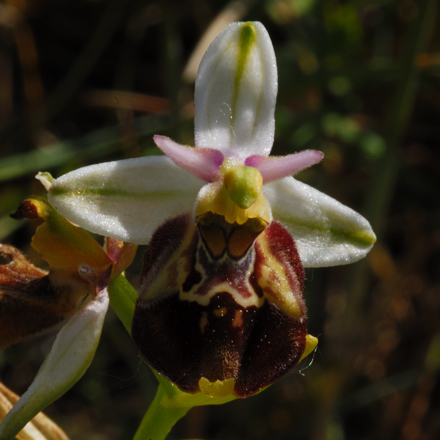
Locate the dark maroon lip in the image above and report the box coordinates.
[132,213,307,398]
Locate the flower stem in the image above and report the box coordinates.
[133,384,190,440]
[108,274,236,439]
[108,273,137,334]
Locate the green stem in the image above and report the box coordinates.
[107,275,237,440]
[133,384,190,440]
[108,273,137,334]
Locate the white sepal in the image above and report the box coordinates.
[264,177,376,267]
[194,21,277,158]
[0,290,109,440]
[48,156,204,244]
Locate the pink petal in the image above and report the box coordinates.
[245,150,324,184]
[154,135,224,182]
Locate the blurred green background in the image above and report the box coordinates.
[1,0,440,439]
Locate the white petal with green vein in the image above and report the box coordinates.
[264,177,376,268]
[48,156,203,244]
[0,290,109,440]
[195,21,277,158]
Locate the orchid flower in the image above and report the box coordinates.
[40,22,374,268]
[33,22,375,400]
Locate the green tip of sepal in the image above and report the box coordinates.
[347,228,377,249]
[232,23,258,118]
[236,23,257,84]
[363,229,377,246]
[239,22,256,53]
[36,172,55,191]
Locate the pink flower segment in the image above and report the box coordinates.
[153,134,324,184]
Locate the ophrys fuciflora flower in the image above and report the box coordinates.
[39,22,375,399]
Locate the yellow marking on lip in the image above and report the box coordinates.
[232,309,244,328]
[213,307,228,317]
[199,377,236,398]
[256,234,303,318]
[180,282,264,309]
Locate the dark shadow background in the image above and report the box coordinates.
[1,0,440,439]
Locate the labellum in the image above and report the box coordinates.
[132,211,314,398]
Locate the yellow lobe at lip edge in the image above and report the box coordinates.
[299,334,318,362]
[198,377,236,398]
